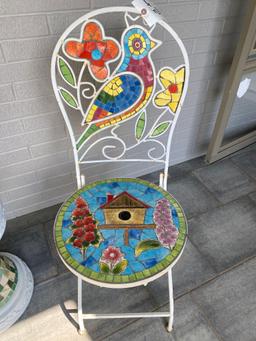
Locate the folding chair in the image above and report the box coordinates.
[51,3,189,334]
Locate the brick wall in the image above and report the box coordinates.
[0,0,249,219]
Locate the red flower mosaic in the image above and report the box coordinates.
[67,196,102,257]
[99,246,127,274]
[101,246,123,265]
[72,207,89,218]
[64,20,120,81]
[75,197,88,208]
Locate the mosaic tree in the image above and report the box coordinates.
[66,197,102,260]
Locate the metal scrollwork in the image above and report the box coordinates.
[51,6,190,188]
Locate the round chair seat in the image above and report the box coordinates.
[54,178,187,288]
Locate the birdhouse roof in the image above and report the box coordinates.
[100,191,151,209]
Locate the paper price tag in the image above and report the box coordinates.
[132,0,163,26]
[237,78,251,98]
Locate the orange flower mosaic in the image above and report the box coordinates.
[64,20,120,81]
[154,66,185,113]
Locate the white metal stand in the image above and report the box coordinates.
[77,277,85,335]
[77,270,174,334]
[167,268,174,332]
[76,173,174,334]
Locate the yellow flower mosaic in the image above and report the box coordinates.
[154,66,185,113]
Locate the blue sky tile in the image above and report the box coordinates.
[91,248,102,261]
[141,230,157,239]
[129,238,138,249]
[130,260,145,272]
[62,218,71,228]
[129,229,142,240]
[90,263,100,273]
[86,245,96,257]
[143,258,158,268]
[121,245,134,258]
[63,210,72,221]
[137,248,161,261]
[122,267,133,275]
[82,256,96,267]
[96,196,106,206]
[101,229,115,239]
[94,209,105,224]
[62,228,72,240]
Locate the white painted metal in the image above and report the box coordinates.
[167,269,174,332]
[159,172,164,188]
[51,6,190,190]
[51,5,189,334]
[80,175,85,188]
[82,312,170,319]
[77,277,85,334]
[79,159,165,164]
[0,253,34,334]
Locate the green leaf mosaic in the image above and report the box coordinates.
[58,56,76,87]
[59,88,78,109]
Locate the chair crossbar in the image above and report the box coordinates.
[82,312,170,320]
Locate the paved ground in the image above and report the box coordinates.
[0,144,256,341]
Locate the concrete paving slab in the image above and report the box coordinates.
[167,174,219,218]
[2,271,157,341]
[193,159,256,204]
[103,295,220,341]
[189,197,256,272]
[232,148,256,181]
[191,258,256,341]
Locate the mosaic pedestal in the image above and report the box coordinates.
[0,252,33,333]
[0,203,33,333]
[54,178,187,288]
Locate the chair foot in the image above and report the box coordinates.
[78,328,86,335]
[166,323,173,333]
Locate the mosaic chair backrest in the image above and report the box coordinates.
[51,4,189,190]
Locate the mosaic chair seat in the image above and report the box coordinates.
[51,2,189,334]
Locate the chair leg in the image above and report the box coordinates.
[167,269,174,332]
[159,172,164,188]
[77,277,85,335]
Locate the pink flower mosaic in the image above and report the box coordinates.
[154,198,179,248]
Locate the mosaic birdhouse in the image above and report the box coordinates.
[101,191,150,225]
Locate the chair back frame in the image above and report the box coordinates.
[51,6,190,190]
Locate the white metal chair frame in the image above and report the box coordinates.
[51,5,189,334]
